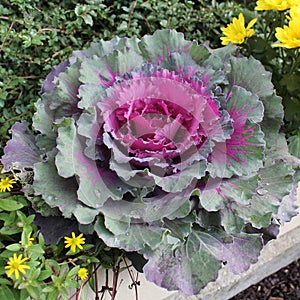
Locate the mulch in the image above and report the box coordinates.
[230,259,300,300]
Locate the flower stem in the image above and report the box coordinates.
[288,49,300,74]
[94,263,99,300]
[111,264,120,300]
[124,258,139,300]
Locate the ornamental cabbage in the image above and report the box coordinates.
[1,30,299,295]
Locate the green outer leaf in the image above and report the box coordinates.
[208,44,237,60]
[261,93,300,168]
[227,86,264,123]
[231,161,294,228]
[201,158,295,230]
[145,238,220,295]
[163,214,195,241]
[275,187,299,224]
[199,188,225,211]
[49,60,81,115]
[193,229,262,274]
[1,122,41,172]
[150,160,207,193]
[32,99,56,138]
[188,42,210,64]
[104,215,130,235]
[99,187,191,223]
[228,56,274,98]
[209,123,265,178]
[80,47,144,85]
[55,118,79,178]
[78,83,106,109]
[33,151,78,218]
[74,36,141,61]
[73,205,99,224]
[95,215,164,252]
[200,175,258,212]
[221,207,245,233]
[77,108,102,160]
[139,29,192,62]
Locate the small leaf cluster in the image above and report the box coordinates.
[0,171,126,299]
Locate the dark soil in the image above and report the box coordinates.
[231,259,300,300]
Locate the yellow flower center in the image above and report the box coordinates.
[64,232,86,252]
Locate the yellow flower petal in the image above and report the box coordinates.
[255,0,296,11]
[273,18,300,48]
[220,13,256,45]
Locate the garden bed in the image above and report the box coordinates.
[232,259,300,300]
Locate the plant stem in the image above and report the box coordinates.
[288,49,300,75]
[75,277,80,300]
[111,264,120,300]
[76,281,85,300]
[123,258,139,300]
[94,263,99,300]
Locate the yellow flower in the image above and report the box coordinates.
[20,232,35,247]
[220,13,257,46]
[289,0,300,7]
[64,232,85,252]
[78,268,88,280]
[255,0,300,11]
[290,5,300,19]
[26,232,35,246]
[0,177,16,192]
[5,253,30,280]
[273,24,300,48]
[273,15,300,48]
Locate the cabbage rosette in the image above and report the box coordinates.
[2,30,299,295]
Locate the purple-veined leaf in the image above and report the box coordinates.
[144,227,262,295]
[228,56,274,98]
[1,122,41,171]
[208,86,265,178]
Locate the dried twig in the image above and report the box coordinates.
[128,0,138,30]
